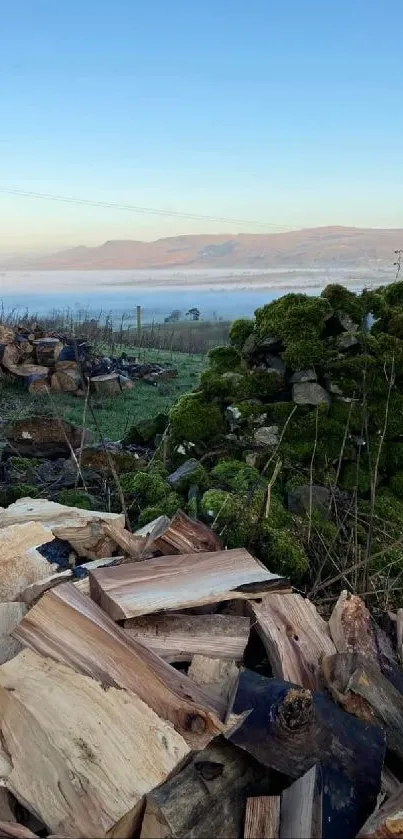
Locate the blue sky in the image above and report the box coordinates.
[1,0,403,251]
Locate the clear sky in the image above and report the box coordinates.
[1,0,403,252]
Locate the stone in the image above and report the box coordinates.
[123,413,168,445]
[225,405,243,430]
[167,459,204,491]
[242,334,258,356]
[290,368,317,384]
[79,444,147,475]
[221,372,244,384]
[265,354,286,376]
[292,382,331,407]
[287,484,330,516]
[261,334,283,351]
[253,426,279,447]
[3,418,94,459]
[337,332,360,350]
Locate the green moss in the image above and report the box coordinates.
[120,471,169,504]
[0,484,40,506]
[7,457,41,471]
[321,284,364,322]
[123,413,168,445]
[211,459,261,492]
[170,393,225,444]
[137,493,181,526]
[247,370,284,399]
[199,369,249,401]
[339,462,372,494]
[58,489,98,510]
[169,461,209,494]
[383,281,403,308]
[385,443,403,475]
[229,319,255,351]
[255,294,331,371]
[207,346,242,374]
[389,473,403,499]
[259,524,309,580]
[373,489,403,525]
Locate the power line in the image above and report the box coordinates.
[0,186,293,230]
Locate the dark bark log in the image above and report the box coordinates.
[225,669,385,839]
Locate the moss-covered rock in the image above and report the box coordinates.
[0,484,40,506]
[137,493,181,526]
[167,459,209,493]
[255,294,332,370]
[120,471,170,505]
[229,318,255,351]
[211,459,261,493]
[57,489,99,510]
[207,346,243,374]
[170,393,225,444]
[7,456,41,471]
[259,525,309,580]
[123,413,168,445]
[321,283,364,323]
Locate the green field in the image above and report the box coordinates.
[0,348,206,441]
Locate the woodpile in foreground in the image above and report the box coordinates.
[0,325,177,395]
[0,497,401,837]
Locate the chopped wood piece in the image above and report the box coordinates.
[0,327,15,345]
[89,549,287,620]
[151,510,223,555]
[322,652,403,764]
[140,738,269,839]
[134,516,171,539]
[0,522,54,601]
[249,593,336,690]
[381,767,400,799]
[18,570,73,606]
[0,824,38,839]
[244,797,280,838]
[123,613,250,662]
[357,783,403,837]
[0,788,17,824]
[14,582,224,747]
[0,649,190,838]
[225,669,385,839]
[91,373,121,396]
[51,369,81,392]
[0,499,125,560]
[2,417,93,458]
[33,338,63,367]
[101,522,151,560]
[280,766,322,839]
[188,656,239,704]
[0,604,27,665]
[329,590,378,659]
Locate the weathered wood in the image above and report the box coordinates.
[322,652,403,764]
[123,613,250,662]
[0,326,15,345]
[0,649,190,838]
[188,656,239,704]
[13,582,224,747]
[0,824,37,839]
[280,765,322,839]
[27,374,48,395]
[0,498,125,560]
[19,557,123,607]
[329,590,378,659]
[91,373,121,396]
[140,738,269,839]
[225,669,385,839]
[33,338,63,367]
[152,510,223,555]
[101,522,150,560]
[51,369,81,392]
[0,604,27,665]
[249,593,336,690]
[357,783,403,837]
[2,417,92,458]
[0,522,54,601]
[89,549,287,620]
[244,797,280,839]
[0,788,17,824]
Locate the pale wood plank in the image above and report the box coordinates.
[122,613,250,662]
[244,797,280,839]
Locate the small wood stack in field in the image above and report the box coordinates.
[0,496,400,837]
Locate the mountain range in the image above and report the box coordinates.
[2,226,402,271]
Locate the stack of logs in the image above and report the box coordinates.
[0,496,401,838]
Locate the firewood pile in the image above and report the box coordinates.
[0,325,177,396]
[0,496,400,838]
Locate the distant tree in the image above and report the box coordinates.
[186,307,201,321]
[164,309,182,323]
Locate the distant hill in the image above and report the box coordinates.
[2,226,402,270]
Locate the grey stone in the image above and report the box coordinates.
[242,334,258,356]
[225,405,243,430]
[261,334,283,350]
[265,354,286,376]
[290,368,317,384]
[337,332,360,350]
[167,458,202,490]
[292,382,331,407]
[338,312,358,332]
[253,426,279,447]
[287,484,330,516]
[328,381,343,395]
[221,372,244,384]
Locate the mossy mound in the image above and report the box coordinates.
[170,393,225,444]
[57,489,100,510]
[137,493,181,526]
[229,318,255,351]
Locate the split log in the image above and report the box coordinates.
[32,338,63,367]
[50,373,62,393]
[13,582,224,747]
[322,652,403,764]
[0,824,37,839]
[123,613,251,662]
[118,375,135,390]
[150,510,223,555]
[249,593,336,690]
[51,369,81,393]
[357,783,403,837]
[101,522,151,560]
[0,648,190,839]
[280,765,322,839]
[2,417,93,458]
[0,498,125,560]
[19,557,123,607]
[329,590,378,659]
[91,373,121,397]
[188,656,239,704]
[55,359,80,373]
[89,548,287,620]
[26,375,49,395]
[0,326,15,345]
[0,522,54,601]
[140,738,268,839]
[225,669,385,839]
[0,604,27,665]
[244,797,280,839]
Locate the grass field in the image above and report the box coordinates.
[0,348,206,441]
